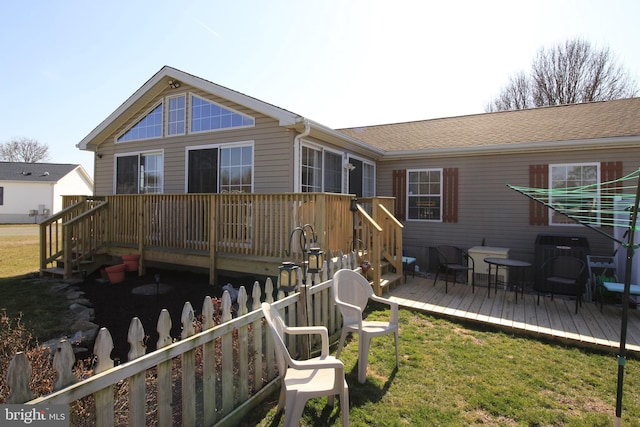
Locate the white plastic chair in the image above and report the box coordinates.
[333,268,399,384]
[261,302,349,427]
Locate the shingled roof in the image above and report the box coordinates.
[0,162,80,182]
[337,97,640,152]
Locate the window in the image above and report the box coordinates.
[407,169,442,221]
[549,163,599,225]
[0,187,3,205]
[167,95,186,136]
[300,145,343,193]
[220,145,253,193]
[117,104,163,142]
[301,146,322,192]
[191,95,254,133]
[362,163,375,197]
[188,148,218,193]
[323,151,342,193]
[187,143,254,193]
[348,158,375,197]
[116,152,163,194]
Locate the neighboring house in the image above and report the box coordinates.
[0,162,93,224]
[77,65,640,271]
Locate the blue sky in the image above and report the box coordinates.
[2,0,639,177]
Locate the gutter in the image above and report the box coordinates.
[292,118,311,191]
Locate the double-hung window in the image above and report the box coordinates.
[407,169,442,221]
[549,163,599,225]
[300,145,343,193]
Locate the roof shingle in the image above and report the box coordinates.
[338,98,640,151]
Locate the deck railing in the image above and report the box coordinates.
[43,194,401,291]
[6,255,358,426]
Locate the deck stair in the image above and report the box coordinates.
[373,260,404,295]
[40,249,110,280]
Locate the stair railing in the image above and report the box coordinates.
[40,197,107,278]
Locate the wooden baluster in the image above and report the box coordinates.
[156,310,173,427]
[127,318,146,426]
[202,296,217,426]
[6,352,33,403]
[180,302,196,426]
[93,327,115,427]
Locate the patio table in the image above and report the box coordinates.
[485,257,532,303]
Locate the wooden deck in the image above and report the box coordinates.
[387,275,640,356]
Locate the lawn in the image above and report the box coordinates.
[241,305,640,426]
[0,224,71,341]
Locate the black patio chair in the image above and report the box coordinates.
[433,245,475,293]
[537,255,586,314]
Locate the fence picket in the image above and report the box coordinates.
[156,309,173,427]
[127,318,146,426]
[252,282,264,392]
[93,327,115,427]
[202,296,217,426]
[6,352,32,403]
[265,279,275,380]
[221,290,234,415]
[53,340,76,392]
[180,302,196,426]
[237,287,249,402]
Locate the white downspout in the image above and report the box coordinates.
[293,119,311,192]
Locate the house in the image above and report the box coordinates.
[75,65,640,278]
[0,162,93,224]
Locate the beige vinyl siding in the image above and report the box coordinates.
[378,144,640,271]
[93,84,295,195]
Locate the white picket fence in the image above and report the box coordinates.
[5,253,358,426]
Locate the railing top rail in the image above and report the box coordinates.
[64,201,108,225]
[357,204,383,232]
[378,203,404,229]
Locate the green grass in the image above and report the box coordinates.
[0,225,70,342]
[242,304,640,426]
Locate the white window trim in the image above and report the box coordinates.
[184,141,255,193]
[115,102,164,144]
[548,162,600,227]
[406,168,443,222]
[188,93,255,135]
[113,149,165,194]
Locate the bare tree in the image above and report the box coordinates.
[0,137,50,163]
[486,39,638,112]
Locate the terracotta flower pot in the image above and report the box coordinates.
[104,264,126,284]
[121,254,141,272]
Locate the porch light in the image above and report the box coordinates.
[278,261,299,293]
[307,247,324,274]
